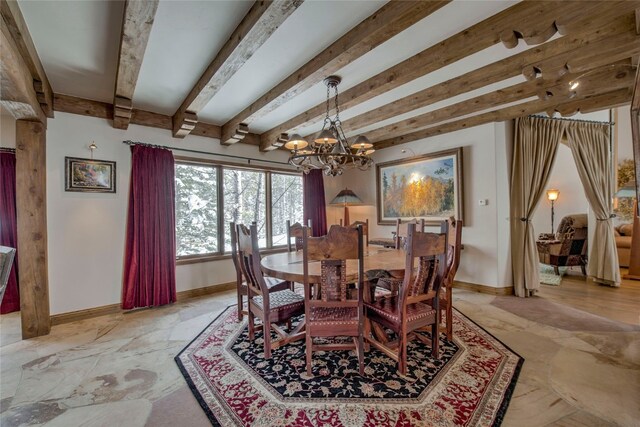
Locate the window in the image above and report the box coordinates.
[174,160,304,261]
[175,163,218,256]
[271,173,304,246]
[223,168,266,250]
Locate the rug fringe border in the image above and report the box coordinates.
[174,306,236,427]
[454,308,525,427]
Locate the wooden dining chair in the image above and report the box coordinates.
[340,218,369,246]
[302,224,366,376]
[395,218,425,249]
[364,221,448,375]
[230,222,292,321]
[439,217,462,340]
[365,218,427,298]
[236,223,305,358]
[286,219,311,252]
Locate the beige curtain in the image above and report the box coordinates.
[510,117,565,297]
[565,122,620,286]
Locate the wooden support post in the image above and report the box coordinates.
[15,120,50,338]
[625,66,640,280]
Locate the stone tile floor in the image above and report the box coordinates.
[0,288,638,426]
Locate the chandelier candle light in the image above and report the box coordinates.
[287,76,374,176]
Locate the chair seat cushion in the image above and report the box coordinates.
[252,289,304,313]
[365,296,436,325]
[264,276,288,289]
[377,277,403,292]
[364,269,392,283]
[309,306,358,325]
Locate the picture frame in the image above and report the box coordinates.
[65,157,116,193]
[376,147,463,225]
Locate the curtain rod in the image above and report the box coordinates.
[0,147,16,153]
[122,140,289,166]
[528,114,614,126]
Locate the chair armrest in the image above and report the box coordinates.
[537,240,563,256]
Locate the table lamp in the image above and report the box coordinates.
[330,188,363,225]
[547,189,560,233]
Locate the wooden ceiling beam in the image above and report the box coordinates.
[113,0,159,130]
[53,93,257,143]
[364,60,634,142]
[260,1,639,151]
[373,85,634,150]
[216,0,451,146]
[0,16,46,124]
[0,0,53,118]
[172,0,303,139]
[337,15,636,137]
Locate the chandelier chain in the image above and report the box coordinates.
[334,84,341,122]
[325,84,331,122]
[286,75,373,176]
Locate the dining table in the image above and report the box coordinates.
[261,246,407,284]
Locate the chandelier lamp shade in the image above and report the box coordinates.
[287,76,374,176]
[330,187,363,225]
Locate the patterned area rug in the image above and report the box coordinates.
[176,306,523,427]
[539,264,567,286]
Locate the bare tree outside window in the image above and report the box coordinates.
[175,162,304,258]
[223,169,266,250]
[271,173,304,246]
[175,164,218,256]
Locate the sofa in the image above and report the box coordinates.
[615,223,633,267]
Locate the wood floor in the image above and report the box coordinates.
[538,267,640,325]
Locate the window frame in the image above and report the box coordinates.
[174,156,303,264]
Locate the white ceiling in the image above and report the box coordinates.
[24,0,609,142]
[197,0,387,124]
[134,0,255,115]
[19,0,124,103]
[251,0,519,134]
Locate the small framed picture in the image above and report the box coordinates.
[65,157,116,193]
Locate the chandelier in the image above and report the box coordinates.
[286,76,374,176]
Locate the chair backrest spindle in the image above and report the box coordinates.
[398,222,448,310]
[302,225,363,307]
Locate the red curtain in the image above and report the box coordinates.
[122,145,176,309]
[0,152,19,314]
[303,169,327,237]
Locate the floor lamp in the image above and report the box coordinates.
[330,188,363,225]
[547,189,559,233]
[616,182,640,280]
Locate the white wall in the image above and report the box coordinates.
[44,112,292,315]
[2,106,622,314]
[0,110,16,148]
[330,121,513,288]
[530,143,589,235]
[615,105,633,162]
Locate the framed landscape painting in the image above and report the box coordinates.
[376,148,463,225]
[65,157,116,193]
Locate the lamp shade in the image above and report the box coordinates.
[330,188,363,206]
[284,134,309,150]
[616,181,637,198]
[314,129,338,145]
[350,135,373,150]
[547,189,559,201]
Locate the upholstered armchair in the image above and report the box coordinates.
[537,213,588,275]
